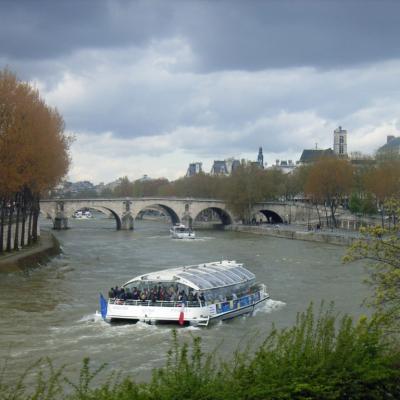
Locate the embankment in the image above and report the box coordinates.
[226,225,358,246]
[0,230,60,273]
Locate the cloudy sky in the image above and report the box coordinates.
[1,0,400,183]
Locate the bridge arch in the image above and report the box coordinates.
[257,209,284,224]
[66,205,122,230]
[135,203,180,225]
[194,207,233,226]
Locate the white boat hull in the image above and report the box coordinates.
[105,289,269,326]
[170,230,196,239]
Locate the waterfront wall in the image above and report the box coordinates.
[226,225,358,246]
[0,230,60,273]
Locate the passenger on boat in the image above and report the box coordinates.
[132,287,139,300]
[108,288,115,298]
[140,290,147,301]
[118,288,126,300]
[199,292,205,304]
[179,290,188,303]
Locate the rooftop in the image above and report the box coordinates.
[299,148,334,163]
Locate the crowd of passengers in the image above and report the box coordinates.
[108,285,206,304]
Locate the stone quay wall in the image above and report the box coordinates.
[226,224,359,247]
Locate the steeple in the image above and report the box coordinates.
[257,147,264,168]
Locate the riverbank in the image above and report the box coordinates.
[226,224,360,246]
[0,230,61,273]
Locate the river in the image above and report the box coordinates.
[0,215,370,384]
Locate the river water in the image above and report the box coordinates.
[0,215,370,384]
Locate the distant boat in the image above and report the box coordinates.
[169,223,196,239]
[73,210,93,219]
[100,260,269,326]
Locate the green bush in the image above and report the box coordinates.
[2,305,399,400]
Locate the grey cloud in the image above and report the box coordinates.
[1,0,399,174]
[1,0,400,71]
[0,0,174,60]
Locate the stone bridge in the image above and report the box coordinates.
[40,198,321,230]
[40,198,235,230]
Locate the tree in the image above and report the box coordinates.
[349,192,362,214]
[132,178,169,197]
[285,165,311,200]
[222,162,265,223]
[344,199,400,328]
[0,68,70,251]
[113,176,134,197]
[360,193,377,216]
[305,156,354,228]
[157,173,226,199]
[364,158,400,227]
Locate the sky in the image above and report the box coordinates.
[1,0,400,184]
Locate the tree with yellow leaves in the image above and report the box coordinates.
[305,156,354,228]
[0,69,71,252]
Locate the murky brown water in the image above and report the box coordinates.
[0,215,370,383]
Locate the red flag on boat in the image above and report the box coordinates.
[179,303,185,325]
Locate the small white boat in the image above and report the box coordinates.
[73,210,92,219]
[169,223,195,239]
[99,260,269,326]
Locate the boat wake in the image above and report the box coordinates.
[253,298,286,316]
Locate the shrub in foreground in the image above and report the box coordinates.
[1,305,399,400]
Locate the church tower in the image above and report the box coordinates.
[333,126,347,157]
[257,147,264,168]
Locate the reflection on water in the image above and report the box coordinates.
[0,215,370,383]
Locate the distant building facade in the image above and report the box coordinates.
[271,159,296,174]
[186,162,203,177]
[210,158,240,175]
[377,135,400,156]
[333,126,348,157]
[210,160,228,175]
[225,158,240,174]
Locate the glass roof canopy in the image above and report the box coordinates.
[124,260,256,291]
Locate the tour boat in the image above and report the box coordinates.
[169,223,196,239]
[99,260,269,326]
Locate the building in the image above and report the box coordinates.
[377,135,400,156]
[137,174,153,182]
[186,162,203,177]
[257,147,264,168]
[333,126,348,157]
[298,148,334,164]
[210,158,240,175]
[271,159,296,174]
[224,158,240,174]
[210,160,229,175]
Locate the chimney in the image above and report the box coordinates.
[387,135,395,144]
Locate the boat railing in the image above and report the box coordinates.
[108,298,203,308]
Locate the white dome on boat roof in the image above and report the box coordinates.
[123,260,255,291]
